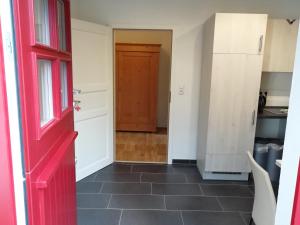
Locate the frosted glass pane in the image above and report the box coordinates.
[38,60,53,126]
[34,0,50,45]
[60,62,68,110]
[57,0,67,51]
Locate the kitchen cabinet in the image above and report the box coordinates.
[263,19,299,72]
[198,13,267,180]
[116,43,160,132]
[213,13,268,54]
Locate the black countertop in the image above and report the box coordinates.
[257,106,288,119]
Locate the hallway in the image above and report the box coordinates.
[76,163,254,225]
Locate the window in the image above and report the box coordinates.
[57,0,67,51]
[60,62,68,110]
[34,0,50,45]
[38,60,53,126]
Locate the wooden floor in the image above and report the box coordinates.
[116,128,168,163]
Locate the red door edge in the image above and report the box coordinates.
[291,159,300,225]
[0,19,17,225]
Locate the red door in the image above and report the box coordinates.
[13,1,77,225]
[0,19,17,225]
[291,160,300,225]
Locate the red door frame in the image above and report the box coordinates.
[291,160,300,225]
[0,19,17,225]
[12,1,77,225]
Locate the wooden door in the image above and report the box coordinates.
[13,1,77,225]
[214,13,268,55]
[116,43,160,132]
[206,54,263,172]
[72,19,113,181]
[0,19,17,225]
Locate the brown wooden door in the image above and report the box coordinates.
[116,44,160,132]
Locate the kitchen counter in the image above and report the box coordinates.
[257,106,288,119]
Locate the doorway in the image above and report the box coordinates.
[113,29,173,163]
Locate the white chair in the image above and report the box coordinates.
[247,152,277,225]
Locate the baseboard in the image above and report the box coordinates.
[76,158,112,182]
[172,159,197,165]
[200,171,249,181]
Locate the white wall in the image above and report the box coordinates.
[275,25,300,225]
[168,25,203,161]
[261,72,293,106]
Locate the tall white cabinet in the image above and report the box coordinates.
[198,13,268,180]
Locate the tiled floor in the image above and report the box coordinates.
[76,163,254,225]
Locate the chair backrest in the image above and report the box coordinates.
[247,152,277,225]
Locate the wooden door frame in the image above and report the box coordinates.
[112,28,173,163]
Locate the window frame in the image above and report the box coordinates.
[29,0,71,54]
[29,0,72,140]
[59,59,72,118]
[32,53,60,139]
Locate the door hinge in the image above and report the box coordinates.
[169,91,171,103]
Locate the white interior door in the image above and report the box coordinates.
[71,19,113,181]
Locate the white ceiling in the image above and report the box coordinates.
[71,0,300,26]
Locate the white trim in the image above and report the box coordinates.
[76,157,111,181]
[0,0,28,225]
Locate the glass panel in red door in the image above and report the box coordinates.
[13,0,77,225]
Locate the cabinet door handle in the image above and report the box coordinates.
[258,35,264,53]
[252,110,256,126]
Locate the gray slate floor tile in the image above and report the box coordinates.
[77,194,111,208]
[240,212,254,225]
[152,183,202,195]
[109,194,165,209]
[77,209,121,225]
[100,163,132,173]
[218,197,254,212]
[165,196,222,210]
[182,211,245,225]
[201,184,253,197]
[95,173,141,182]
[76,163,255,225]
[120,210,183,225]
[76,182,102,193]
[132,164,172,173]
[171,165,199,175]
[186,174,203,183]
[79,173,97,182]
[141,173,186,183]
[102,182,151,194]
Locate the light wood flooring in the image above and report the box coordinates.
[116,128,168,163]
